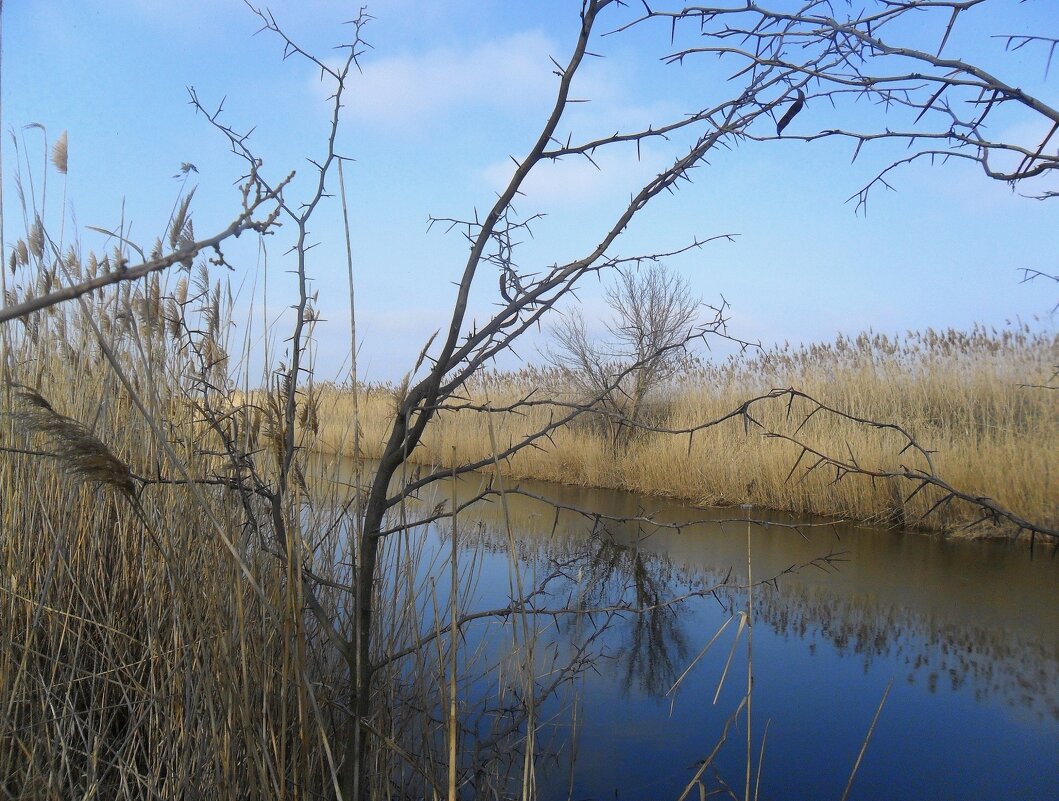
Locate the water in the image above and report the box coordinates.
[321,463,1059,801]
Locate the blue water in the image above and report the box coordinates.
[332,468,1059,800]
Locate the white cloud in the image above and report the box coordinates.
[344,31,558,128]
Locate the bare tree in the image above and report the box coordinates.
[550,261,708,447]
[332,2,1057,794]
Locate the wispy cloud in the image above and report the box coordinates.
[343,31,558,129]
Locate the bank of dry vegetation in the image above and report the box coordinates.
[0,250,353,797]
[316,324,1058,536]
[0,173,575,799]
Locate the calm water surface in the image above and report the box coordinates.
[326,463,1058,801]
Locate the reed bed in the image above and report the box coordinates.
[316,325,1058,536]
[0,245,348,798]
[0,104,716,800]
[0,128,1052,801]
[0,139,588,800]
[1,139,360,798]
[0,338,561,798]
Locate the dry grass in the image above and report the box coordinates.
[0,137,574,800]
[316,325,1058,535]
[0,292,340,800]
[0,136,348,798]
[1,126,1053,801]
[0,308,552,798]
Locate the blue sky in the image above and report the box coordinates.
[3,1,1056,382]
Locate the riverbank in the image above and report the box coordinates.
[315,324,1058,537]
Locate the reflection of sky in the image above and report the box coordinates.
[546,567,1057,801]
[752,585,1059,722]
[360,470,1059,801]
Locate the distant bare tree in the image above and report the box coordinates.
[550,261,708,447]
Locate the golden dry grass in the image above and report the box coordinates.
[0,283,546,798]
[315,325,1058,535]
[0,128,1053,801]
[1,131,560,801]
[0,284,346,799]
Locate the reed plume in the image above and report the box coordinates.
[14,385,137,498]
[51,130,68,175]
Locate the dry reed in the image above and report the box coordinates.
[315,324,1057,536]
[0,132,585,800]
[0,137,346,799]
[1,117,1052,801]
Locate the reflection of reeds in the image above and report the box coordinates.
[316,324,1058,535]
[3,123,1051,801]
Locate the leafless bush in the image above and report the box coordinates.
[549,261,708,448]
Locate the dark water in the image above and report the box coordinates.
[323,463,1059,801]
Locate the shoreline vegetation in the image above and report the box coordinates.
[315,324,1058,538]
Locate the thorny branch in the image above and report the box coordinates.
[373,548,845,672]
[626,0,1058,207]
[200,8,1055,792]
[0,181,287,324]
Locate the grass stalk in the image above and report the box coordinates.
[744,509,754,801]
[840,679,893,801]
[448,448,458,801]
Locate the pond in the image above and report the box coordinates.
[322,462,1058,801]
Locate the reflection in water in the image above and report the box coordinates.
[747,582,1059,722]
[316,460,1058,800]
[580,536,690,697]
[439,475,1059,723]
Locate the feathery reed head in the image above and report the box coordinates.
[51,131,69,175]
[28,216,45,261]
[14,386,137,498]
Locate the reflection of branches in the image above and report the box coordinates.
[340,5,1058,787]
[579,535,691,696]
[618,556,690,696]
[363,477,845,560]
[6,2,1055,798]
[747,579,1059,721]
[372,534,845,675]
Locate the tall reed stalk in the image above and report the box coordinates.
[0,131,613,801]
